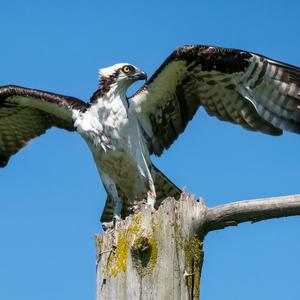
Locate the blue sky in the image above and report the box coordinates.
[0,0,299,299]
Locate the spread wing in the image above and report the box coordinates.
[0,85,88,167]
[130,45,300,156]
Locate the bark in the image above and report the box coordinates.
[95,193,300,300]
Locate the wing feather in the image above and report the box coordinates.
[131,45,299,156]
[0,85,88,166]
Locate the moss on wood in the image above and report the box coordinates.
[184,236,203,299]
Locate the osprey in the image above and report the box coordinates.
[0,45,299,227]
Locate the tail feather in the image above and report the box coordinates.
[100,164,181,223]
[151,164,181,209]
[100,189,131,223]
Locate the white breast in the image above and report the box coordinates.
[74,89,149,160]
[74,89,152,204]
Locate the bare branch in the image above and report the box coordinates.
[204,194,300,232]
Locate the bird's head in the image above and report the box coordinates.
[99,63,147,91]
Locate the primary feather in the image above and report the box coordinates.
[131,45,299,155]
[0,85,87,166]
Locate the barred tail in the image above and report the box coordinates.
[151,164,181,208]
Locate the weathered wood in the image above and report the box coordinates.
[95,193,300,299]
[205,194,300,232]
[96,194,206,300]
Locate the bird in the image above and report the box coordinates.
[0,45,299,228]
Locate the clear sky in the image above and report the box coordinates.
[0,0,299,299]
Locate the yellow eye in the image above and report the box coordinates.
[122,66,131,73]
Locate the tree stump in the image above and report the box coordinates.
[96,195,205,300]
[95,193,300,299]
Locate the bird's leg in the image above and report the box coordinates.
[146,178,156,209]
[101,198,122,231]
[129,178,156,215]
[111,194,122,224]
[110,191,122,230]
[101,182,122,253]
[101,173,122,230]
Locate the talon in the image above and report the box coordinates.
[146,190,156,208]
[113,215,121,228]
[102,215,122,231]
[102,221,114,231]
[130,205,138,213]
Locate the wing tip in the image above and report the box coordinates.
[0,154,9,168]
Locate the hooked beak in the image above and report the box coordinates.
[130,69,147,81]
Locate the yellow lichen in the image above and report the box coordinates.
[146,235,158,271]
[105,213,142,277]
[184,236,204,299]
[131,213,142,234]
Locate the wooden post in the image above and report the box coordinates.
[95,193,300,300]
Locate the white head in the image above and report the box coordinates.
[90,63,147,103]
[99,63,147,87]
